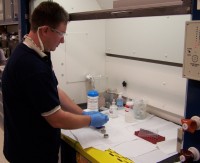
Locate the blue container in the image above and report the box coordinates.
[87,90,99,110]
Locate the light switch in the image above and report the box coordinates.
[198,0,200,10]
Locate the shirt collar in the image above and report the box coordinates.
[23,35,47,58]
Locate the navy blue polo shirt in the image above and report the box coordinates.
[2,43,61,163]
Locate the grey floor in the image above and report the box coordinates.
[0,120,61,163]
[0,126,8,163]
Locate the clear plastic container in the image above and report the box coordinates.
[133,99,147,120]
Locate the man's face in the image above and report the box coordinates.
[45,22,67,52]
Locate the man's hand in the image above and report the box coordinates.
[89,112,109,127]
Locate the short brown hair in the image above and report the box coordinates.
[30,1,69,31]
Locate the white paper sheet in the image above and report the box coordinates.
[69,125,138,149]
[157,138,177,155]
[133,149,177,163]
[70,127,104,149]
[158,124,180,140]
[111,139,157,158]
[126,116,172,133]
[61,129,76,140]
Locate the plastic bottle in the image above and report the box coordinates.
[87,90,99,111]
[116,93,123,110]
[125,99,135,122]
[109,99,118,118]
[126,98,134,109]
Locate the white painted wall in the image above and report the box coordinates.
[96,0,114,9]
[106,15,190,63]
[106,57,187,116]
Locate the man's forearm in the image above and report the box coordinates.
[58,87,83,115]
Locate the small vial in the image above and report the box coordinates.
[116,93,123,110]
[104,133,109,138]
[109,99,118,118]
[96,126,106,134]
[100,128,106,134]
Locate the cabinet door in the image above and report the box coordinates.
[4,0,12,20]
[0,0,3,21]
[13,0,18,20]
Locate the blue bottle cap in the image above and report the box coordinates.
[87,90,99,97]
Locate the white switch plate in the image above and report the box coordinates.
[198,0,200,10]
[183,21,200,81]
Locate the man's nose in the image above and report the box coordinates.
[60,37,64,43]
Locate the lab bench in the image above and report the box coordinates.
[61,109,181,163]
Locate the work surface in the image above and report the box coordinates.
[62,109,180,163]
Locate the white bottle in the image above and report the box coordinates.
[87,90,99,111]
[125,99,135,123]
[116,93,123,110]
[109,99,118,118]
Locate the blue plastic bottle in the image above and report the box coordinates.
[116,93,123,110]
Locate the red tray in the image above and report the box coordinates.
[135,129,165,144]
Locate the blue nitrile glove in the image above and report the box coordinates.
[89,113,109,128]
[82,111,99,116]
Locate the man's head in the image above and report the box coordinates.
[29,1,70,52]
[30,1,69,31]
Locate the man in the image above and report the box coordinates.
[2,2,109,163]
[0,43,6,65]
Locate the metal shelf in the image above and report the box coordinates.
[69,0,191,21]
[0,21,18,26]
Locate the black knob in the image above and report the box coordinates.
[122,81,127,87]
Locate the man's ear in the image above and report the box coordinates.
[43,26,49,34]
[39,26,48,35]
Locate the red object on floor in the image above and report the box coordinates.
[135,129,165,144]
